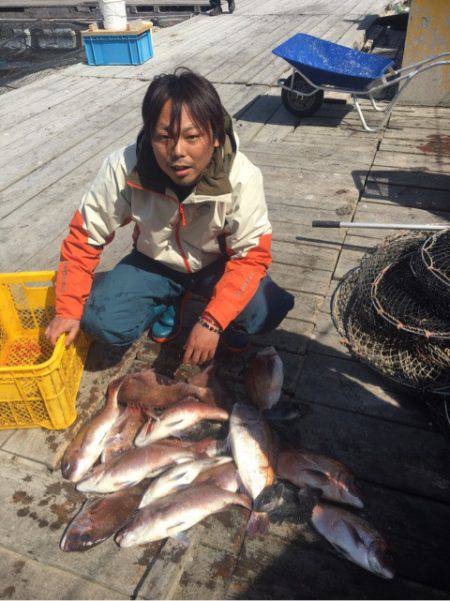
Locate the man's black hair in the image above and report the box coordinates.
[141,68,226,145]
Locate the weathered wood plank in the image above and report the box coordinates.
[295,351,436,428]
[255,317,314,355]
[373,150,450,172]
[274,401,450,502]
[366,166,450,192]
[0,108,140,244]
[307,301,351,358]
[0,546,125,600]
[350,204,450,239]
[272,219,345,247]
[228,535,448,599]
[136,527,205,600]
[379,134,450,157]
[361,180,450,213]
[271,239,338,272]
[0,80,146,189]
[270,260,331,296]
[243,143,375,168]
[0,73,70,117]
[387,116,450,133]
[0,451,158,597]
[234,92,284,144]
[0,77,101,135]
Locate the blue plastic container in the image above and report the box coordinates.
[82,25,153,66]
[272,33,394,91]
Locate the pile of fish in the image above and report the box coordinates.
[59,346,394,580]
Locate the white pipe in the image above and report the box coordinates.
[309,221,449,231]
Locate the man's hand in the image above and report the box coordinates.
[183,322,220,365]
[45,316,80,347]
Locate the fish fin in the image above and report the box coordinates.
[346,522,366,549]
[236,475,251,498]
[246,511,270,537]
[170,531,191,549]
[225,431,232,453]
[253,482,285,514]
[116,479,135,489]
[144,409,160,420]
[165,418,185,427]
[297,488,322,503]
[329,542,354,562]
[135,419,154,444]
[303,469,331,486]
[264,401,302,422]
[170,469,191,482]
[214,437,229,456]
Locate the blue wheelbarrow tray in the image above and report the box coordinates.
[272,33,394,92]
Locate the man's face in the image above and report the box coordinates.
[151,100,219,187]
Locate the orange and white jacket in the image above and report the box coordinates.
[56,116,272,330]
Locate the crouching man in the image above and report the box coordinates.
[45,69,294,365]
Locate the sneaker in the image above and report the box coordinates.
[228,0,235,13]
[149,292,190,344]
[221,327,250,352]
[209,5,223,16]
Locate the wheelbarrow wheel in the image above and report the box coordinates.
[281,74,324,118]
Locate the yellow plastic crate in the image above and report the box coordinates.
[0,271,91,430]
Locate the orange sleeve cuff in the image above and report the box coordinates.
[205,233,272,330]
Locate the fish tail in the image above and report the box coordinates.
[246,511,270,537]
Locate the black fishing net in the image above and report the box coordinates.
[331,232,450,404]
[409,229,450,311]
[371,253,450,339]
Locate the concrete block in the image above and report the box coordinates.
[30,28,77,50]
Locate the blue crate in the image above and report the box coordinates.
[82,26,153,66]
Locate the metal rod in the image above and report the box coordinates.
[310,221,449,231]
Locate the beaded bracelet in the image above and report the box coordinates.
[198,316,222,335]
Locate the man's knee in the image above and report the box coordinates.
[234,277,295,334]
[81,304,141,347]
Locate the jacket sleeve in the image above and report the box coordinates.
[204,167,272,330]
[56,154,132,319]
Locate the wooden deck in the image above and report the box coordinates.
[1,0,449,598]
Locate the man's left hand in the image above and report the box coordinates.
[183,322,220,365]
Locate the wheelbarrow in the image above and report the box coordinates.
[272,33,450,132]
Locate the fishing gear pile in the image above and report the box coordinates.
[332,230,450,428]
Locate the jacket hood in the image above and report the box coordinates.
[129,110,238,198]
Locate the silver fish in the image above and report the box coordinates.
[277,449,363,508]
[192,460,241,493]
[116,484,251,547]
[117,369,217,409]
[187,364,234,411]
[135,399,229,446]
[61,376,123,482]
[244,346,283,410]
[139,456,232,507]
[311,503,394,579]
[229,403,277,535]
[76,443,196,493]
[60,482,147,552]
[101,406,144,464]
[152,436,226,458]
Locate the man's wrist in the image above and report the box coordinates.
[199,312,222,335]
